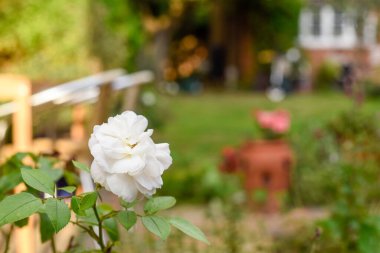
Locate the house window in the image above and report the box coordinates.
[334,10,343,36]
[312,10,321,36]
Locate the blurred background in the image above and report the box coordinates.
[1,0,380,252]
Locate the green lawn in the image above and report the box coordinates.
[152,91,380,201]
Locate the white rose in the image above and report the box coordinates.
[88,111,172,201]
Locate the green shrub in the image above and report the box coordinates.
[315,61,340,91]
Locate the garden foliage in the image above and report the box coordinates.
[0,155,208,252]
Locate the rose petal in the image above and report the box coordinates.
[130,115,148,136]
[90,161,108,186]
[106,174,138,202]
[111,155,145,175]
[155,143,172,171]
[135,183,156,196]
[89,139,109,169]
[134,173,162,191]
[144,156,163,177]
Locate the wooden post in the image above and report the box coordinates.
[70,104,87,142]
[0,75,34,253]
[0,76,32,149]
[13,81,33,150]
[123,85,140,111]
[93,84,111,125]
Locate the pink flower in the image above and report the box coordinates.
[255,111,274,129]
[254,110,290,134]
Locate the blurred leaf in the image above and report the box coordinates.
[78,209,98,225]
[103,217,119,241]
[71,196,85,216]
[21,167,55,196]
[72,161,90,173]
[38,157,62,182]
[58,186,76,194]
[0,171,22,200]
[0,192,42,226]
[97,203,113,213]
[7,152,31,168]
[169,217,209,244]
[39,212,55,242]
[120,199,137,209]
[14,217,28,228]
[63,170,80,186]
[142,216,171,240]
[117,210,137,231]
[45,198,71,233]
[13,152,30,161]
[41,168,63,182]
[79,192,98,211]
[144,196,176,215]
[358,223,380,253]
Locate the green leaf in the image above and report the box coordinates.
[63,170,80,186]
[45,198,71,232]
[58,186,76,194]
[72,160,90,173]
[169,217,209,244]
[43,169,63,182]
[21,167,55,196]
[12,152,29,162]
[79,192,98,210]
[0,192,42,226]
[142,216,171,240]
[0,171,22,200]
[97,203,113,213]
[71,196,85,216]
[78,209,98,225]
[358,223,380,253]
[144,196,176,215]
[103,217,119,241]
[38,156,53,170]
[38,157,63,182]
[120,199,137,209]
[14,217,29,228]
[117,210,137,231]
[39,213,55,242]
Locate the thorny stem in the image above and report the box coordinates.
[104,241,115,253]
[65,236,75,252]
[3,225,14,253]
[310,228,321,253]
[100,211,118,221]
[93,206,106,252]
[70,221,99,242]
[51,236,57,253]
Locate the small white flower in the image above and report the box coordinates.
[88,111,172,201]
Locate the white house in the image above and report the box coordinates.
[299,5,378,50]
[297,4,380,88]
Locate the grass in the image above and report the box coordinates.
[152,91,380,200]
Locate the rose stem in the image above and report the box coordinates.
[93,206,106,252]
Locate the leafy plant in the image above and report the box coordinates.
[317,163,380,253]
[0,156,209,253]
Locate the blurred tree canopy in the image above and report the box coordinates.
[88,0,145,70]
[0,0,145,82]
[0,0,90,81]
[0,0,303,83]
[224,0,302,51]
